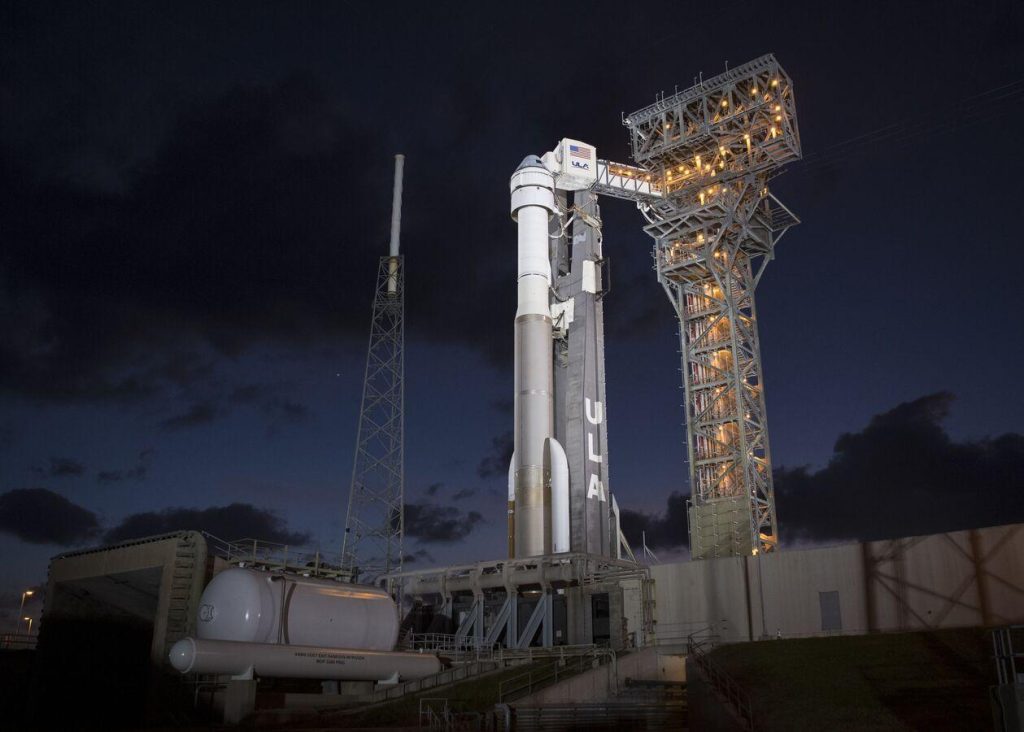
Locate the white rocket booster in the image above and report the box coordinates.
[509,156,570,557]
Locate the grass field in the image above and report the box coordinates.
[707,628,996,730]
[317,658,562,728]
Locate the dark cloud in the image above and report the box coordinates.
[0,488,100,545]
[0,588,42,611]
[603,269,677,341]
[96,448,154,483]
[477,432,513,479]
[103,502,310,545]
[230,384,308,433]
[0,65,527,407]
[451,487,476,501]
[161,401,221,431]
[620,393,1024,550]
[0,588,43,626]
[490,398,513,415]
[401,548,435,565]
[619,492,689,550]
[404,502,483,543]
[260,398,308,435]
[157,383,309,434]
[775,392,1024,543]
[424,482,443,497]
[33,456,85,478]
[0,74,385,404]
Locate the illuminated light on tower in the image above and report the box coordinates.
[341,155,406,580]
[623,55,802,559]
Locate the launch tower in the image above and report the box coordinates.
[624,54,801,558]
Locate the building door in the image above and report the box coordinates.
[591,593,610,644]
[819,590,842,632]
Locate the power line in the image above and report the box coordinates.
[794,77,1024,175]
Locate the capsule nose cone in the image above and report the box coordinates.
[168,637,196,673]
[516,154,544,171]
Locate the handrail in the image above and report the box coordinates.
[0,633,37,650]
[201,532,352,581]
[992,624,1024,686]
[687,630,754,730]
[498,647,615,703]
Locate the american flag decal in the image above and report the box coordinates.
[569,144,592,159]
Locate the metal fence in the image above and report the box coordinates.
[992,624,1024,686]
[506,701,685,731]
[0,633,37,650]
[203,533,352,581]
[498,648,615,703]
[686,631,754,731]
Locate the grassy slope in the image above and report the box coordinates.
[318,659,558,728]
[707,629,994,731]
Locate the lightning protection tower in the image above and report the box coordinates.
[342,154,406,581]
[623,55,801,559]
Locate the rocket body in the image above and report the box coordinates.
[509,157,569,557]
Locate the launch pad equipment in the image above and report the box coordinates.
[507,54,800,563]
[168,567,440,682]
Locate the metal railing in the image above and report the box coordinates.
[203,533,352,581]
[490,643,605,671]
[509,701,685,731]
[406,633,493,660]
[993,625,1024,686]
[419,697,450,730]
[687,631,754,731]
[498,647,615,703]
[0,633,37,650]
[368,658,501,705]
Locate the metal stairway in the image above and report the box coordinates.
[164,533,201,649]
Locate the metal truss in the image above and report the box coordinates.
[386,551,654,649]
[342,255,405,579]
[623,54,801,558]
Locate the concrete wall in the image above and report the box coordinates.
[651,523,1024,643]
[652,555,752,644]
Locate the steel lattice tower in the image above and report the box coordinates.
[623,55,801,558]
[342,155,406,580]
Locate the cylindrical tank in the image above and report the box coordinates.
[169,638,442,681]
[196,568,398,651]
[510,156,558,558]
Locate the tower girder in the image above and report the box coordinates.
[622,54,801,558]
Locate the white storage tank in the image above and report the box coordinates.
[196,568,398,651]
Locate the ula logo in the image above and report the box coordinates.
[585,398,606,502]
[571,160,590,170]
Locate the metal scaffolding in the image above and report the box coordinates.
[623,54,802,558]
[341,253,405,579]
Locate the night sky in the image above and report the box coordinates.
[2,1,1023,626]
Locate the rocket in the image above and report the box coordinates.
[508,156,570,558]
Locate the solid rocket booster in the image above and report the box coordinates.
[509,156,570,557]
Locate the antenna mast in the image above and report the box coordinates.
[342,154,406,581]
